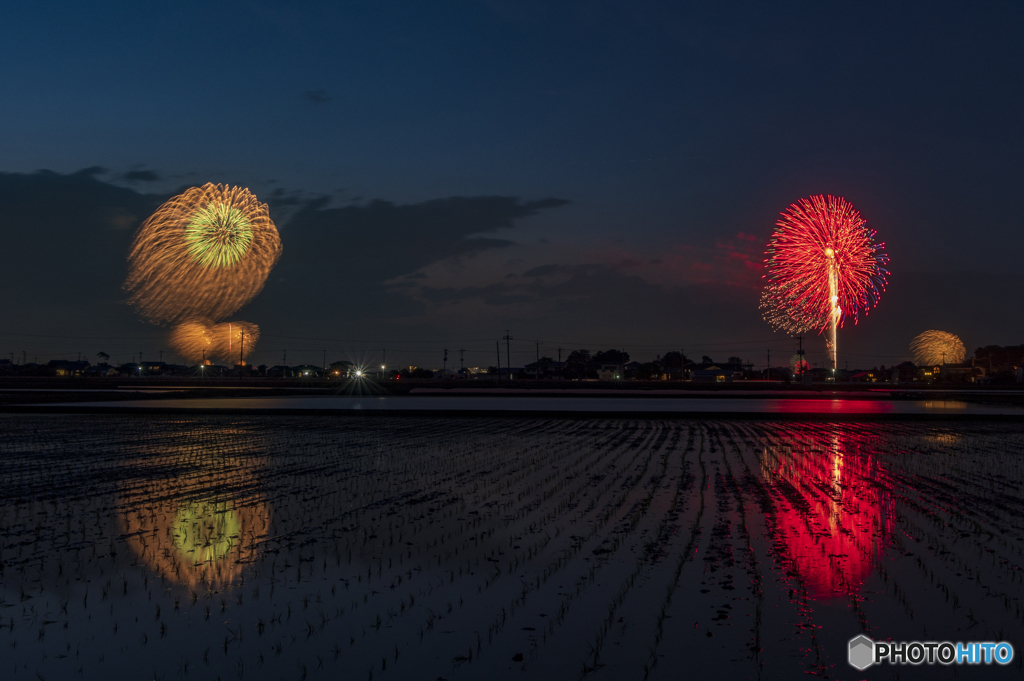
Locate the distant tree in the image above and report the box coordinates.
[975,345,1024,370]
[408,368,435,379]
[660,351,690,379]
[592,349,629,366]
[637,362,662,380]
[486,366,498,375]
[565,349,591,380]
[701,356,714,365]
[727,356,741,365]
[533,356,554,379]
[97,351,109,364]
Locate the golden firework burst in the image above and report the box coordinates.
[910,330,966,366]
[168,319,260,364]
[125,183,282,324]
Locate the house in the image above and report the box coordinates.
[692,366,731,383]
[329,360,355,378]
[87,363,119,377]
[939,362,986,383]
[293,364,323,377]
[596,364,623,380]
[522,359,567,379]
[48,360,90,377]
[142,361,167,374]
[889,361,918,383]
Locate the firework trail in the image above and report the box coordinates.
[168,319,260,364]
[125,183,282,325]
[763,195,889,370]
[910,330,965,366]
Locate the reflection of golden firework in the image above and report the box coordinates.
[123,493,269,590]
[125,183,282,324]
[169,319,260,364]
[910,330,965,366]
[119,435,271,590]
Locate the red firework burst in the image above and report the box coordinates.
[764,195,889,333]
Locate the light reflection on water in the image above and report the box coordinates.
[45,395,1024,416]
[122,496,270,590]
[762,428,893,600]
[117,430,272,590]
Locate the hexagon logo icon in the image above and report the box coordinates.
[848,635,874,670]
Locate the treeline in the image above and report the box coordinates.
[974,345,1024,370]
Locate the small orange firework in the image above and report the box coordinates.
[169,319,260,364]
[124,183,282,324]
[910,330,966,366]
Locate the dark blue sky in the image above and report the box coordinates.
[1,1,1022,370]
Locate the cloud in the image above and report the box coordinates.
[247,195,569,322]
[303,89,332,105]
[0,169,570,357]
[0,169,165,340]
[122,169,160,182]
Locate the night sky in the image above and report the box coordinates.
[2,1,1022,371]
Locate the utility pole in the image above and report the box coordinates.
[797,335,804,381]
[460,348,464,372]
[443,348,448,378]
[503,330,513,381]
[283,349,287,367]
[496,340,501,382]
[535,340,540,380]
[558,347,562,363]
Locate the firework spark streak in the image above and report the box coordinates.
[124,183,282,324]
[763,195,889,370]
[168,319,260,364]
[760,281,829,335]
[910,330,966,366]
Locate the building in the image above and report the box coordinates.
[48,360,90,377]
[692,366,731,383]
[939,362,986,383]
[522,360,567,379]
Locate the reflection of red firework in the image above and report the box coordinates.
[762,428,892,600]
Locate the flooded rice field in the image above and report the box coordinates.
[1,414,1022,680]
